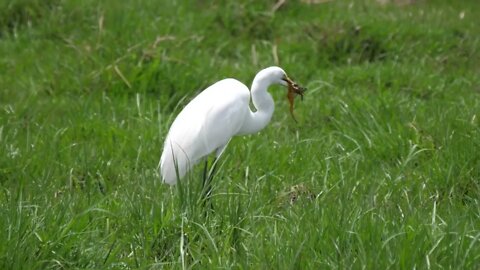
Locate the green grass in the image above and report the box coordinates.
[1,0,480,268]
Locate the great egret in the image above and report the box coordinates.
[160,66,305,185]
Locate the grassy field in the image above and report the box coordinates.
[1,0,480,268]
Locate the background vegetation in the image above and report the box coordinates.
[1,0,479,268]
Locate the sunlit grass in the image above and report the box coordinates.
[1,0,479,268]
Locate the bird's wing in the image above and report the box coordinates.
[160,78,250,184]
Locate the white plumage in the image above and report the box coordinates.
[160,66,303,185]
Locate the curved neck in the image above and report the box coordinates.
[238,78,275,135]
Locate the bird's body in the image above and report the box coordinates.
[160,79,250,184]
[160,66,304,185]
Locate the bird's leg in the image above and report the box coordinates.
[201,159,212,209]
[206,157,219,197]
[201,157,219,212]
[202,159,209,190]
[200,158,213,211]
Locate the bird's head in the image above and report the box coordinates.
[255,66,306,122]
[262,66,307,122]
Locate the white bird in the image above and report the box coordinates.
[160,66,305,185]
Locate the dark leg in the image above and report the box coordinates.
[201,157,218,211]
[205,157,218,199]
[202,159,209,190]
